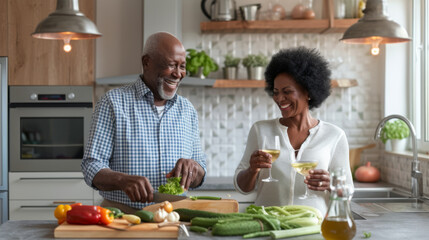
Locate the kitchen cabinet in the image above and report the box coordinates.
[0,0,7,56]
[7,0,95,86]
[9,172,94,220]
[200,0,359,34]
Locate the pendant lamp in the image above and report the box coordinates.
[32,0,101,53]
[340,0,410,56]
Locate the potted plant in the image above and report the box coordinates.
[380,119,410,152]
[223,54,241,80]
[242,54,269,80]
[186,49,218,79]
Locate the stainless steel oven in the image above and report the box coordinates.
[9,86,93,172]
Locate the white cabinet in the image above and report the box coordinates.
[9,172,94,220]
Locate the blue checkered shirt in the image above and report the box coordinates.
[82,78,206,208]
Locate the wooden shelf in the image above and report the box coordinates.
[201,18,359,34]
[211,79,358,88]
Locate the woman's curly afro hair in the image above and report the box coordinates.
[264,47,331,110]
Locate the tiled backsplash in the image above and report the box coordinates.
[179,33,383,177]
[381,152,429,195]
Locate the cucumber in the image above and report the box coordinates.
[175,208,252,222]
[212,219,273,236]
[134,210,154,222]
[190,225,208,233]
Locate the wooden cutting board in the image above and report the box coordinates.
[54,219,178,239]
[142,199,239,213]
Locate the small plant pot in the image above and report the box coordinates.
[247,66,265,80]
[390,139,407,152]
[223,67,238,79]
[191,67,205,79]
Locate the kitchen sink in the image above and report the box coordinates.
[352,187,429,213]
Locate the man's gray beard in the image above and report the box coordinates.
[157,77,179,100]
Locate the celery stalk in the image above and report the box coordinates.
[270,225,321,239]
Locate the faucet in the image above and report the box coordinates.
[374,114,423,199]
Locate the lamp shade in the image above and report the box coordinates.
[32,0,101,40]
[340,0,410,44]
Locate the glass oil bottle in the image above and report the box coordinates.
[321,168,356,240]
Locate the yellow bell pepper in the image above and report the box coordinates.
[54,204,72,224]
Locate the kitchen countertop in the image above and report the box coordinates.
[1,209,428,240]
[198,177,401,191]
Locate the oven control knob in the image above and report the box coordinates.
[30,93,37,100]
[68,93,75,100]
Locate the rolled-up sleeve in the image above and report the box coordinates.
[81,95,115,189]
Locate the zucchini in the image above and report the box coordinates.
[134,210,154,223]
[122,214,141,224]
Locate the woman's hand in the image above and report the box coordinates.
[249,150,272,173]
[305,169,330,191]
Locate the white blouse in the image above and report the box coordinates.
[234,118,354,215]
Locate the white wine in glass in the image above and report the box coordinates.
[261,136,280,182]
[291,161,318,199]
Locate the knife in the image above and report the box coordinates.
[153,192,188,203]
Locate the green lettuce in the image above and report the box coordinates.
[158,177,184,195]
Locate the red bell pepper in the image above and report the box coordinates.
[66,205,101,225]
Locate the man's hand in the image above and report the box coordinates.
[120,175,154,203]
[92,169,154,203]
[166,158,204,190]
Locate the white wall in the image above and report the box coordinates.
[384,0,412,117]
[95,0,143,79]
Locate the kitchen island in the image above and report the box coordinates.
[0,208,428,240]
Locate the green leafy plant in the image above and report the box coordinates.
[242,54,269,68]
[224,54,241,67]
[158,177,184,195]
[380,120,410,144]
[186,49,219,77]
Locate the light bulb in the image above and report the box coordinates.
[370,37,382,56]
[371,46,380,55]
[63,37,72,53]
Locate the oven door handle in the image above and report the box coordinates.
[19,177,84,180]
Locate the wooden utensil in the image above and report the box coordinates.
[349,143,377,172]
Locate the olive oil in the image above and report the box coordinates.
[321,217,356,240]
[321,168,356,240]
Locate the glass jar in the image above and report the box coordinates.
[321,168,356,240]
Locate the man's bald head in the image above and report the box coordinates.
[142,32,184,58]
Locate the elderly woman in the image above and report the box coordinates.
[234,47,353,214]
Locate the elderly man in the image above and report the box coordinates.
[82,32,206,213]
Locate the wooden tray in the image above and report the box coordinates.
[54,219,178,239]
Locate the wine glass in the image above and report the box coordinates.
[291,159,319,199]
[261,136,280,182]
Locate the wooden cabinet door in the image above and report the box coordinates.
[0,0,7,56]
[8,0,95,85]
